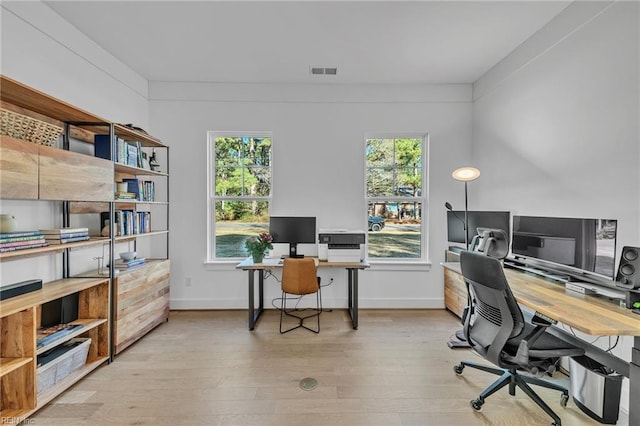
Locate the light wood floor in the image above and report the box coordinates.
[31,309,614,425]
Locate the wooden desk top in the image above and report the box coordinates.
[442,262,640,336]
[237,257,370,270]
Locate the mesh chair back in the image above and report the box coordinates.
[460,251,525,363]
[282,258,319,295]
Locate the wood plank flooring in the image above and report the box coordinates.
[30,309,618,425]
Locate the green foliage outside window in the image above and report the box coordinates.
[212,136,272,258]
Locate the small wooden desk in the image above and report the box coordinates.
[236,257,370,331]
[443,262,640,424]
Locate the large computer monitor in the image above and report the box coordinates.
[511,215,618,280]
[269,216,316,258]
[447,211,511,244]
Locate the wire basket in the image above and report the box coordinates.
[0,108,63,146]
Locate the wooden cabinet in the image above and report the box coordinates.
[114,259,170,354]
[444,267,467,318]
[0,278,109,423]
[38,144,114,201]
[0,136,38,199]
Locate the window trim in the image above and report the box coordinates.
[206,131,273,262]
[364,133,429,263]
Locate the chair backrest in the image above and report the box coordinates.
[459,250,525,365]
[282,258,319,295]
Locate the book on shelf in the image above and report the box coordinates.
[0,241,48,252]
[0,230,43,239]
[42,231,89,239]
[0,238,47,249]
[122,178,155,202]
[0,234,48,243]
[115,192,136,200]
[114,257,146,269]
[40,227,89,235]
[126,143,139,167]
[44,235,91,244]
[36,323,84,348]
[94,134,115,161]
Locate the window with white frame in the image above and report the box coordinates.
[207,132,272,261]
[365,135,427,260]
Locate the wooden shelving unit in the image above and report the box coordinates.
[0,278,109,423]
[0,74,170,422]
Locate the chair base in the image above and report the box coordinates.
[280,290,321,334]
[454,360,569,426]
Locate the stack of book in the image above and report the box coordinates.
[0,231,48,252]
[40,228,90,244]
[114,256,146,270]
[115,191,137,201]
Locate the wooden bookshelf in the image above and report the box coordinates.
[1,74,170,421]
[0,278,109,423]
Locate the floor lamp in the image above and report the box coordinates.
[451,166,480,250]
[448,166,480,349]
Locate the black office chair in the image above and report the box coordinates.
[454,251,584,426]
[280,258,322,334]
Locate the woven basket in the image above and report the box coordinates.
[0,108,63,146]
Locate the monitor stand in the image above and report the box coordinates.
[289,243,304,258]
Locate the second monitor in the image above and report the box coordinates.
[269,216,316,258]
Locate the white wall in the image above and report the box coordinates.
[0,2,150,286]
[471,1,639,417]
[472,1,639,245]
[149,82,472,309]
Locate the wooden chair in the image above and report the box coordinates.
[280,258,322,334]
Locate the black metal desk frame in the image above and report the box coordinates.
[238,259,369,331]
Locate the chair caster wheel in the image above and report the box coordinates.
[470,398,483,411]
[453,364,464,375]
[560,393,569,407]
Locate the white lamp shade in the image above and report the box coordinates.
[452,166,480,182]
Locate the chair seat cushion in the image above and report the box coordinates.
[504,323,584,357]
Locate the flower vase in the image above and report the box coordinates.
[252,253,264,264]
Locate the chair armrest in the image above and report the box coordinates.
[514,312,557,368]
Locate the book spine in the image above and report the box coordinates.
[40,228,89,235]
[94,134,113,160]
[45,237,90,244]
[0,235,46,243]
[0,242,48,252]
[0,231,42,239]
[0,239,46,248]
[43,231,89,239]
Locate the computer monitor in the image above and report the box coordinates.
[511,215,618,279]
[269,216,316,258]
[471,227,510,259]
[447,211,511,244]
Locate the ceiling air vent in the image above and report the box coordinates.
[310,67,338,76]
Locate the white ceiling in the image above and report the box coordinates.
[44,1,571,85]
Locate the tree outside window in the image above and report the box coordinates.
[208,133,272,260]
[366,136,427,259]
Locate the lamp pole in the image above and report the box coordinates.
[464,181,469,250]
[452,166,480,251]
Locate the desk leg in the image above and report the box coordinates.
[346,268,359,330]
[247,269,265,331]
[631,336,640,425]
